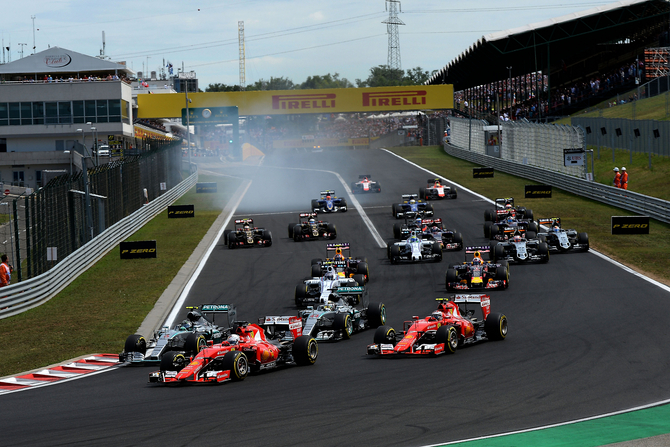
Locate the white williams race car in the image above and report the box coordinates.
[387,230,442,264]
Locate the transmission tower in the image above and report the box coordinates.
[383,0,405,70]
[238,21,246,90]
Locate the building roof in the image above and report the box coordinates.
[0,46,133,76]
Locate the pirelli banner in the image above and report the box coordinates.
[611,216,650,235]
[120,240,157,259]
[168,205,195,218]
[525,185,552,198]
[136,85,454,118]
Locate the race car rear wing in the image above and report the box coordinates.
[537,217,561,227]
[258,315,303,340]
[358,174,372,179]
[333,286,369,307]
[494,197,515,208]
[441,295,492,319]
[401,193,419,200]
[197,304,238,327]
[235,218,253,224]
[465,246,491,254]
[421,218,442,225]
[299,212,318,218]
[326,243,350,251]
[320,190,336,196]
[427,177,443,183]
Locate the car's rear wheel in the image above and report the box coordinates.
[490,224,499,239]
[357,261,369,279]
[293,335,318,366]
[445,268,458,290]
[353,274,366,287]
[311,199,319,211]
[288,223,297,238]
[419,187,426,200]
[373,325,396,345]
[526,231,537,239]
[222,351,249,380]
[525,209,534,220]
[184,333,207,355]
[453,232,463,249]
[263,230,273,247]
[334,313,354,339]
[124,334,147,356]
[160,352,188,372]
[223,229,232,245]
[367,303,386,328]
[484,209,494,222]
[311,264,322,278]
[339,198,348,211]
[528,222,538,233]
[327,223,337,239]
[393,223,402,240]
[431,242,442,261]
[436,325,458,354]
[578,232,589,250]
[485,312,508,340]
[538,242,550,263]
[295,284,308,306]
[390,245,401,264]
[494,244,505,262]
[495,266,508,281]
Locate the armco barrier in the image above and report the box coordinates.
[0,170,198,320]
[444,144,670,224]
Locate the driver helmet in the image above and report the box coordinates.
[432,225,440,233]
[513,233,523,242]
[227,334,240,345]
[431,311,443,321]
[325,265,337,279]
[363,177,368,181]
[309,217,316,223]
[435,180,441,186]
[179,321,192,331]
[415,217,423,227]
[334,247,344,261]
[409,199,416,205]
[507,216,515,224]
[552,223,561,232]
[472,251,483,265]
[187,311,201,322]
[505,203,512,209]
[243,224,250,230]
[326,194,332,200]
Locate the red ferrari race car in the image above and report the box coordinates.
[149,317,317,384]
[351,175,381,193]
[367,294,507,356]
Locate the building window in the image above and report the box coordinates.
[33,102,44,125]
[72,101,84,124]
[0,103,7,126]
[121,99,130,124]
[9,103,20,125]
[45,102,59,124]
[109,99,121,123]
[21,102,33,125]
[96,100,108,123]
[85,100,96,123]
[13,171,24,186]
[58,102,72,124]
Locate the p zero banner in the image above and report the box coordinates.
[525,185,552,198]
[611,216,650,234]
[120,240,157,259]
[137,85,454,118]
[168,205,194,218]
[196,182,217,193]
[473,167,494,178]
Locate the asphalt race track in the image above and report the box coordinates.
[3,148,670,447]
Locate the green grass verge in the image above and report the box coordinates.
[389,146,670,286]
[0,174,242,377]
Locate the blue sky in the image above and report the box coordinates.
[2,0,618,88]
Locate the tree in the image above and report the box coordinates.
[206,83,243,92]
[403,67,435,85]
[246,76,295,91]
[299,73,354,89]
[357,65,404,87]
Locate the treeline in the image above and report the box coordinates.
[205,65,436,92]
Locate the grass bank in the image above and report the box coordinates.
[0,174,242,377]
[389,145,670,285]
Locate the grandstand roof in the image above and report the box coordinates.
[427,0,670,91]
[0,46,133,77]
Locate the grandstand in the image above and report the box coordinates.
[426,0,670,121]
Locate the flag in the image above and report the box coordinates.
[166,61,174,75]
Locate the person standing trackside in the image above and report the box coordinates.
[613,167,621,188]
[0,254,12,287]
[620,167,628,190]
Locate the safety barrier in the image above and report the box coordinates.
[443,144,670,224]
[0,170,198,319]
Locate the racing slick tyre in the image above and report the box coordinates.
[498,260,509,270]
[526,231,537,239]
[538,242,550,263]
[495,266,509,287]
[453,232,463,250]
[357,261,370,280]
[311,258,321,265]
[375,184,381,193]
[184,333,207,355]
[431,242,442,262]
[221,351,249,381]
[393,223,402,240]
[311,199,319,212]
[223,229,232,245]
[327,223,337,239]
[288,223,297,238]
[295,284,308,307]
[373,325,396,345]
[484,209,495,222]
[419,187,427,200]
[389,245,401,264]
[263,230,273,247]
[490,224,500,239]
[228,233,237,249]
[450,186,458,199]
[494,244,505,262]
[578,232,589,250]
[124,334,147,356]
[311,264,322,278]
[339,198,348,211]
[392,204,399,218]
[484,222,492,238]
[334,313,354,339]
[525,209,534,221]
[160,352,188,373]
[293,226,302,242]
[537,234,547,243]
[436,325,458,354]
[353,274,366,287]
[367,303,387,328]
[351,182,357,194]
[424,204,434,216]
[528,222,538,233]
[485,312,508,341]
[293,335,318,366]
[445,268,459,290]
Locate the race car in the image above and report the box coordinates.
[120,304,236,364]
[310,243,370,282]
[311,190,348,213]
[445,246,509,291]
[484,197,534,225]
[387,230,443,264]
[419,178,457,200]
[350,175,381,194]
[490,231,550,264]
[149,318,317,384]
[224,218,273,248]
[393,217,463,251]
[485,216,538,240]
[287,212,337,241]
[391,194,434,219]
[298,286,386,342]
[367,295,507,356]
[536,217,590,252]
[295,265,366,307]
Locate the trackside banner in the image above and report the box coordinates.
[137,85,454,118]
[168,205,194,218]
[196,182,217,193]
[611,216,649,235]
[473,167,494,178]
[525,185,552,198]
[120,240,157,259]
